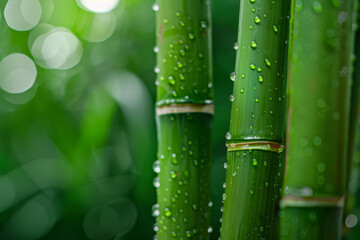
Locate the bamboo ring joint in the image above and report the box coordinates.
[280,195,345,208]
[226,141,284,153]
[156,103,214,116]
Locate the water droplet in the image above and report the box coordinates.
[152,3,159,11]
[240,88,244,93]
[333,112,340,121]
[153,223,159,232]
[250,64,256,70]
[316,98,326,108]
[164,208,172,217]
[233,172,237,176]
[317,176,325,185]
[265,58,271,67]
[183,170,190,178]
[225,132,231,140]
[229,95,234,101]
[250,0,255,3]
[192,204,198,210]
[224,162,228,169]
[258,76,264,83]
[233,42,239,50]
[313,136,322,146]
[154,66,160,73]
[255,98,259,103]
[313,1,323,13]
[153,46,159,53]
[188,33,195,40]
[171,153,178,165]
[273,25,278,33]
[317,162,326,172]
[254,16,261,24]
[180,49,186,56]
[168,76,176,85]
[250,189,254,195]
[250,41,257,49]
[170,171,177,179]
[153,177,160,188]
[332,0,341,7]
[296,0,303,12]
[230,72,236,81]
[153,160,160,173]
[152,204,160,216]
[253,159,258,166]
[208,226,213,233]
[177,61,183,68]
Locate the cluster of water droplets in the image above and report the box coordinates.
[151,114,213,238]
[152,2,213,105]
[219,150,284,238]
[226,0,289,132]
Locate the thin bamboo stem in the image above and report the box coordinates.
[280,1,357,239]
[220,0,290,239]
[154,0,213,239]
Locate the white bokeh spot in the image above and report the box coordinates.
[4,0,42,31]
[0,53,37,94]
[77,0,119,13]
[77,12,116,43]
[29,26,83,70]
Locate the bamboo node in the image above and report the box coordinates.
[156,103,214,116]
[226,141,284,153]
[280,195,345,208]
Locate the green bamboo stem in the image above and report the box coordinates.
[220,0,290,239]
[280,1,356,239]
[153,0,213,239]
[344,2,360,238]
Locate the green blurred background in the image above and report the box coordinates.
[0,0,239,239]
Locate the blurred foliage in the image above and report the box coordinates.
[0,0,239,239]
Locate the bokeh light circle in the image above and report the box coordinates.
[77,0,119,13]
[29,25,83,70]
[0,53,37,94]
[4,0,42,31]
[76,12,117,43]
[83,198,137,240]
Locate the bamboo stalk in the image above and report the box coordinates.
[153,0,213,239]
[280,1,356,239]
[220,0,290,239]
[344,2,360,238]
